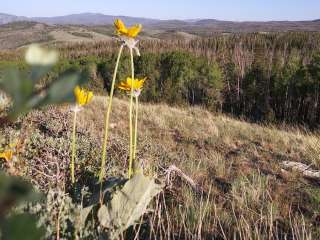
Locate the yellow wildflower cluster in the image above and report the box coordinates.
[99,18,146,181]
[23,19,147,184]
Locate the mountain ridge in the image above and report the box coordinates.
[1,12,320,32]
[1,12,320,25]
[31,13,159,26]
[0,13,28,24]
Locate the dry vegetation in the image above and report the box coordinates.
[0,22,114,50]
[0,21,203,50]
[0,22,54,49]
[2,96,320,239]
[1,16,320,239]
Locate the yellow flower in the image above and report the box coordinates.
[74,86,93,106]
[114,19,142,38]
[118,77,146,94]
[0,150,13,162]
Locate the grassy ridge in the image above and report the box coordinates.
[2,96,320,238]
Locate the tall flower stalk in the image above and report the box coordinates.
[133,96,139,160]
[70,110,77,184]
[99,19,143,180]
[118,77,146,178]
[99,45,124,182]
[71,86,93,183]
[128,48,135,178]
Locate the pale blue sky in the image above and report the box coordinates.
[2,0,319,21]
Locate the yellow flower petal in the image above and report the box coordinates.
[127,24,142,38]
[137,78,146,89]
[74,86,81,98]
[74,86,82,105]
[114,19,128,34]
[118,82,131,91]
[86,91,93,104]
[126,77,133,86]
[0,150,13,162]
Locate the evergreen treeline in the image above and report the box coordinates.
[1,32,320,127]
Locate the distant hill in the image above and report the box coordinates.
[0,13,27,25]
[0,12,320,33]
[0,21,114,50]
[32,13,159,26]
[0,12,160,26]
[183,19,320,33]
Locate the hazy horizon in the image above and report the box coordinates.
[2,0,319,22]
[1,11,320,22]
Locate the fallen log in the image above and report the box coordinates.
[165,165,201,193]
[281,161,320,180]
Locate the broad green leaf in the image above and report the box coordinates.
[8,94,46,120]
[79,205,94,227]
[98,174,163,238]
[77,177,126,227]
[0,171,41,215]
[1,214,45,240]
[89,177,127,206]
[42,69,88,105]
[30,66,52,84]
[2,67,88,120]
[0,69,33,106]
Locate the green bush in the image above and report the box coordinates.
[0,51,224,111]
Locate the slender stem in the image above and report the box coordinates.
[133,96,139,160]
[99,45,124,182]
[128,48,135,179]
[71,109,77,184]
[56,208,60,240]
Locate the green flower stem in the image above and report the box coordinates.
[133,96,139,160]
[99,45,124,182]
[71,109,78,184]
[128,48,135,179]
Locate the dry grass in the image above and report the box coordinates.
[1,96,320,239]
[49,28,112,44]
[0,22,54,49]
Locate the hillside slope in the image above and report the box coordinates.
[2,96,320,239]
[0,22,54,49]
[0,22,112,49]
[0,13,27,24]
